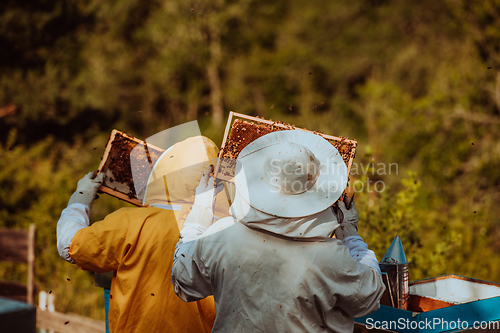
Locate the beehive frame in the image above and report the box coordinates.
[97,130,165,206]
[215,112,358,183]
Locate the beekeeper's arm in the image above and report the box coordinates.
[57,171,104,263]
[171,167,220,302]
[335,198,381,275]
[332,250,385,319]
[68,207,147,273]
[334,197,384,316]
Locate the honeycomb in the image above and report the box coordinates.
[99,132,164,201]
[218,119,356,179]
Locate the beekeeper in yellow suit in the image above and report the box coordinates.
[57,136,229,333]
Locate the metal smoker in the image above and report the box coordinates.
[379,235,409,310]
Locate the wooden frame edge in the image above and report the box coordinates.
[216,111,358,181]
[98,186,143,207]
[410,274,500,288]
[97,129,166,207]
[97,129,118,173]
[27,224,35,304]
[232,112,358,145]
[215,111,235,180]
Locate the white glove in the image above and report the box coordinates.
[334,195,360,240]
[68,171,105,210]
[193,166,221,210]
[180,166,224,242]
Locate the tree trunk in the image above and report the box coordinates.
[207,25,224,127]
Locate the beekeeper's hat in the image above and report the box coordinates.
[234,130,347,217]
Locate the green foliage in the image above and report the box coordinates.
[356,172,422,272]
[0,129,132,319]
[1,0,500,319]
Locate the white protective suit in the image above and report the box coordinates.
[172,190,385,333]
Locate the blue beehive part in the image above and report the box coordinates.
[380,235,408,265]
[0,297,36,332]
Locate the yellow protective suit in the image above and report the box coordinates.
[69,136,230,333]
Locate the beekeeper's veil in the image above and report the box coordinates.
[141,135,230,229]
[231,130,348,240]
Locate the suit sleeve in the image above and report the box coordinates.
[171,238,213,302]
[68,208,133,273]
[332,254,386,318]
[351,268,385,317]
[57,203,91,264]
[342,236,382,275]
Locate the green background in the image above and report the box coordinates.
[0,0,499,320]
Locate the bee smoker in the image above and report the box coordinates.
[379,236,409,310]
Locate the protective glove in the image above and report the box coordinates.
[193,166,223,210]
[68,171,105,211]
[180,166,224,242]
[334,195,360,240]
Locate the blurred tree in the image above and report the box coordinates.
[1,0,500,319]
[0,129,121,318]
[0,0,120,144]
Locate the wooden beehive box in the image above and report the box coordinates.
[408,274,500,312]
[97,130,165,206]
[355,275,500,333]
[216,112,358,185]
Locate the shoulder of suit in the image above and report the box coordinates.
[103,206,174,222]
[200,216,236,238]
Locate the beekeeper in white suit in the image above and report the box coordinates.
[171,130,385,333]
